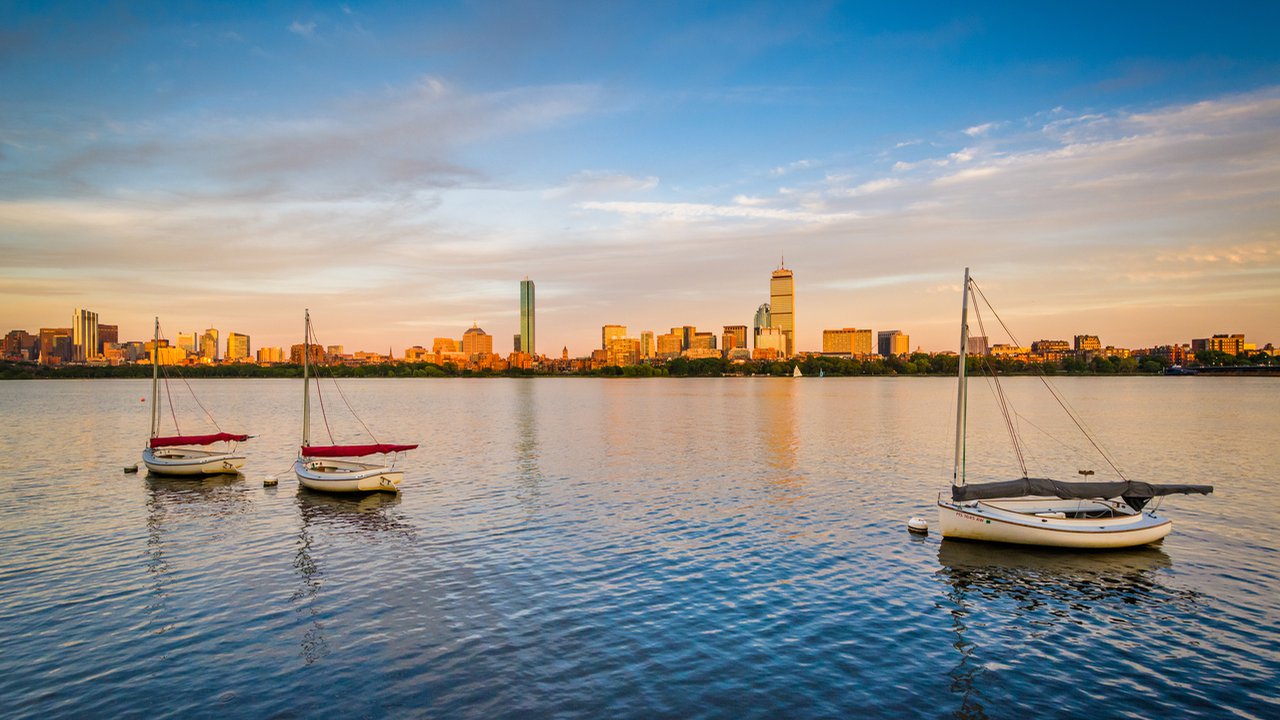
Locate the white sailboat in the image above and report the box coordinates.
[141,317,249,475]
[936,269,1212,548]
[793,365,803,377]
[293,310,417,493]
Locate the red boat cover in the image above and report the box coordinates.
[301,443,418,457]
[150,433,249,448]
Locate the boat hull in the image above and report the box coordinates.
[294,458,402,493]
[143,446,246,476]
[937,498,1172,549]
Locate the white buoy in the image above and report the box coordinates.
[123,464,138,474]
[264,474,279,487]
[907,516,929,534]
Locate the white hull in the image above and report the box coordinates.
[937,497,1172,549]
[294,458,402,493]
[143,446,246,476]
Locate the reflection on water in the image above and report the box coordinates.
[757,381,802,497]
[936,540,1196,719]
[513,381,544,512]
[292,490,411,665]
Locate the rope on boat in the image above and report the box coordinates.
[306,317,379,445]
[969,280,1128,482]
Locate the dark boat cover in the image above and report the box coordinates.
[952,477,1214,510]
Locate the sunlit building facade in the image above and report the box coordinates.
[770,265,794,357]
[878,330,910,357]
[602,324,627,350]
[227,332,250,361]
[753,303,771,349]
[72,308,98,362]
[463,324,494,356]
[822,328,873,356]
[200,328,219,361]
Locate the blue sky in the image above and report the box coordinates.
[3,2,1278,354]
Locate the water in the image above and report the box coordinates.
[0,376,1276,718]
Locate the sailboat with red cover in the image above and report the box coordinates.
[293,310,417,493]
[142,318,249,475]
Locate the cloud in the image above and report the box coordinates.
[578,200,858,224]
[288,21,316,38]
[769,159,815,176]
[832,177,902,197]
[544,171,659,199]
[964,122,999,137]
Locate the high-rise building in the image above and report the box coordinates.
[967,335,990,356]
[606,337,641,366]
[72,308,98,362]
[177,332,197,355]
[38,328,72,364]
[257,347,285,364]
[602,325,627,350]
[520,278,535,355]
[823,328,873,355]
[770,263,794,357]
[227,333,250,361]
[433,337,459,354]
[656,332,682,358]
[2,330,37,361]
[723,325,747,350]
[290,343,325,365]
[97,324,118,354]
[640,331,655,359]
[200,328,219,361]
[877,330,910,357]
[463,324,493,356]
[753,303,771,348]
[691,332,717,350]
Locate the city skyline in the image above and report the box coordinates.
[2,4,1278,353]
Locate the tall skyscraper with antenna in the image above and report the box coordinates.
[770,259,795,357]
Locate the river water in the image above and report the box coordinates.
[0,376,1276,718]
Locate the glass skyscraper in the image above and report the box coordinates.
[770,264,794,357]
[520,278,535,355]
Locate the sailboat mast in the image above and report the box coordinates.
[302,309,311,447]
[151,317,160,439]
[953,268,970,486]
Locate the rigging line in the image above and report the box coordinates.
[971,295,1028,476]
[306,319,337,445]
[1014,410,1091,456]
[969,280,1127,481]
[306,316,379,445]
[174,370,222,433]
[160,362,180,435]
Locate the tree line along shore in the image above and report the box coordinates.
[6,350,1276,381]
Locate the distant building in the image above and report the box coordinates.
[656,332,682,359]
[39,327,72,364]
[756,326,785,357]
[177,332,197,355]
[290,343,324,365]
[753,303,771,349]
[72,308,98,362]
[200,328,219,361]
[877,330,910,357]
[723,325,747,350]
[606,336,641,366]
[463,324,493,356]
[640,331,655,359]
[432,337,459,354]
[1192,334,1245,355]
[823,328,873,356]
[967,335,990,356]
[1074,335,1101,352]
[2,330,37,361]
[257,347,285,364]
[691,332,717,351]
[514,334,521,353]
[602,324,627,350]
[97,324,118,354]
[770,263,795,357]
[227,333,250,362]
[520,278,536,355]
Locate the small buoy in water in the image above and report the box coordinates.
[123,464,138,474]
[263,474,279,487]
[907,517,929,535]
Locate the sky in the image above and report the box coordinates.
[2,1,1279,356]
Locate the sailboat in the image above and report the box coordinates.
[142,317,249,475]
[793,365,803,377]
[937,269,1212,548]
[293,310,417,493]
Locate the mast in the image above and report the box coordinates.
[151,317,160,439]
[302,309,311,448]
[953,268,970,487]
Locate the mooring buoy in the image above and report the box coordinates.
[123,464,138,474]
[263,474,279,487]
[907,517,929,535]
